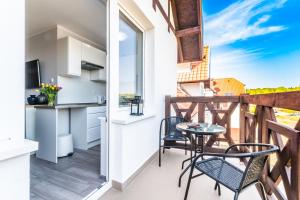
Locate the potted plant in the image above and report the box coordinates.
[37,83,62,106]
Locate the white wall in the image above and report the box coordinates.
[57,71,106,104]
[108,0,177,185]
[181,83,201,96]
[25,27,58,97]
[0,1,33,200]
[0,1,25,141]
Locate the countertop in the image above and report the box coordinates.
[0,139,38,161]
[26,103,106,109]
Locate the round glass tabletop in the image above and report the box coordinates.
[176,122,226,135]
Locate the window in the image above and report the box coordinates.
[119,13,143,106]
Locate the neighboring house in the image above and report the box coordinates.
[177,46,213,96]
[176,49,245,130]
[212,78,245,130]
[212,78,245,96]
[0,0,203,200]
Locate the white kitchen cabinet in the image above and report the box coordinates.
[81,43,106,67]
[71,106,106,150]
[25,107,36,141]
[57,37,82,77]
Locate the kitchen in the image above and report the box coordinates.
[25,0,108,199]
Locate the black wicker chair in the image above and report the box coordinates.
[184,143,279,200]
[159,116,192,167]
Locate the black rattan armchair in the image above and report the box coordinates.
[184,143,279,200]
[159,117,192,167]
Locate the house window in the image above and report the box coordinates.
[119,13,144,106]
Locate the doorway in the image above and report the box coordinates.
[25,0,109,199]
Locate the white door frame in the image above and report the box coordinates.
[85,0,113,198]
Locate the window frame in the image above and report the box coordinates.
[118,9,146,108]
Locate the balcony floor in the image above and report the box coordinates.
[100,149,262,200]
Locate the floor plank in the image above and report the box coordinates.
[31,145,106,200]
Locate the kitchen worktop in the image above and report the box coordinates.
[28,103,106,109]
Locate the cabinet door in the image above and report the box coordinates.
[87,126,101,143]
[82,43,106,67]
[68,37,82,76]
[57,37,81,77]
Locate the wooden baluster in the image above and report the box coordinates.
[198,103,205,123]
[292,119,300,200]
[165,95,171,119]
[239,103,248,145]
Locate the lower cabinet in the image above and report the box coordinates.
[71,106,106,150]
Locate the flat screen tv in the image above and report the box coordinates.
[25,59,41,89]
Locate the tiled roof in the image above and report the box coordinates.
[177,46,209,83]
[212,78,245,96]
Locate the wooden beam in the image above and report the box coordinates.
[168,0,171,33]
[153,0,157,11]
[170,0,179,29]
[241,91,300,111]
[155,0,175,33]
[196,0,203,60]
[177,38,184,63]
[175,26,201,37]
[170,0,183,62]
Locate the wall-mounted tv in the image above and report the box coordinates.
[25,59,41,89]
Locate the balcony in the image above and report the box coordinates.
[101,91,300,200]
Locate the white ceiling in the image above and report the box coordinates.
[26,0,107,48]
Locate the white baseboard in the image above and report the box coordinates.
[111,150,158,191]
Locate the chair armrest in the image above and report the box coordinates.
[192,151,254,165]
[225,143,279,154]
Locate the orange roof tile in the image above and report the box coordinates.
[177,46,210,83]
[212,78,245,96]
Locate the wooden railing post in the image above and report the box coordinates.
[239,102,248,144]
[165,95,171,119]
[291,120,300,200]
[290,132,300,200]
[164,92,300,199]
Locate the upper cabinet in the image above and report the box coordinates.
[82,43,106,82]
[82,43,106,68]
[57,37,82,77]
[57,36,106,80]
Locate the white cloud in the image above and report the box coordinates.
[210,47,260,71]
[204,0,288,47]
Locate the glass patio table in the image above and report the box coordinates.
[176,122,226,187]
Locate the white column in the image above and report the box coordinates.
[107,0,120,182]
[0,1,25,141]
[0,2,38,200]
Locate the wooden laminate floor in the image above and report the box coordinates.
[30,145,106,200]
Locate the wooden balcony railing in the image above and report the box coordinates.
[165,91,300,200]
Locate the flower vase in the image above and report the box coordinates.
[47,94,56,106]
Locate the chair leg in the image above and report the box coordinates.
[185,140,187,155]
[256,181,267,200]
[159,146,161,167]
[214,182,221,196]
[234,193,239,200]
[163,147,165,154]
[184,162,195,200]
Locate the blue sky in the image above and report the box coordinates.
[203,0,300,88]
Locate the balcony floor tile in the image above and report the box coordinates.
[100,149,262,200]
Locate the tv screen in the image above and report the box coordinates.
[25,59,41,89]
